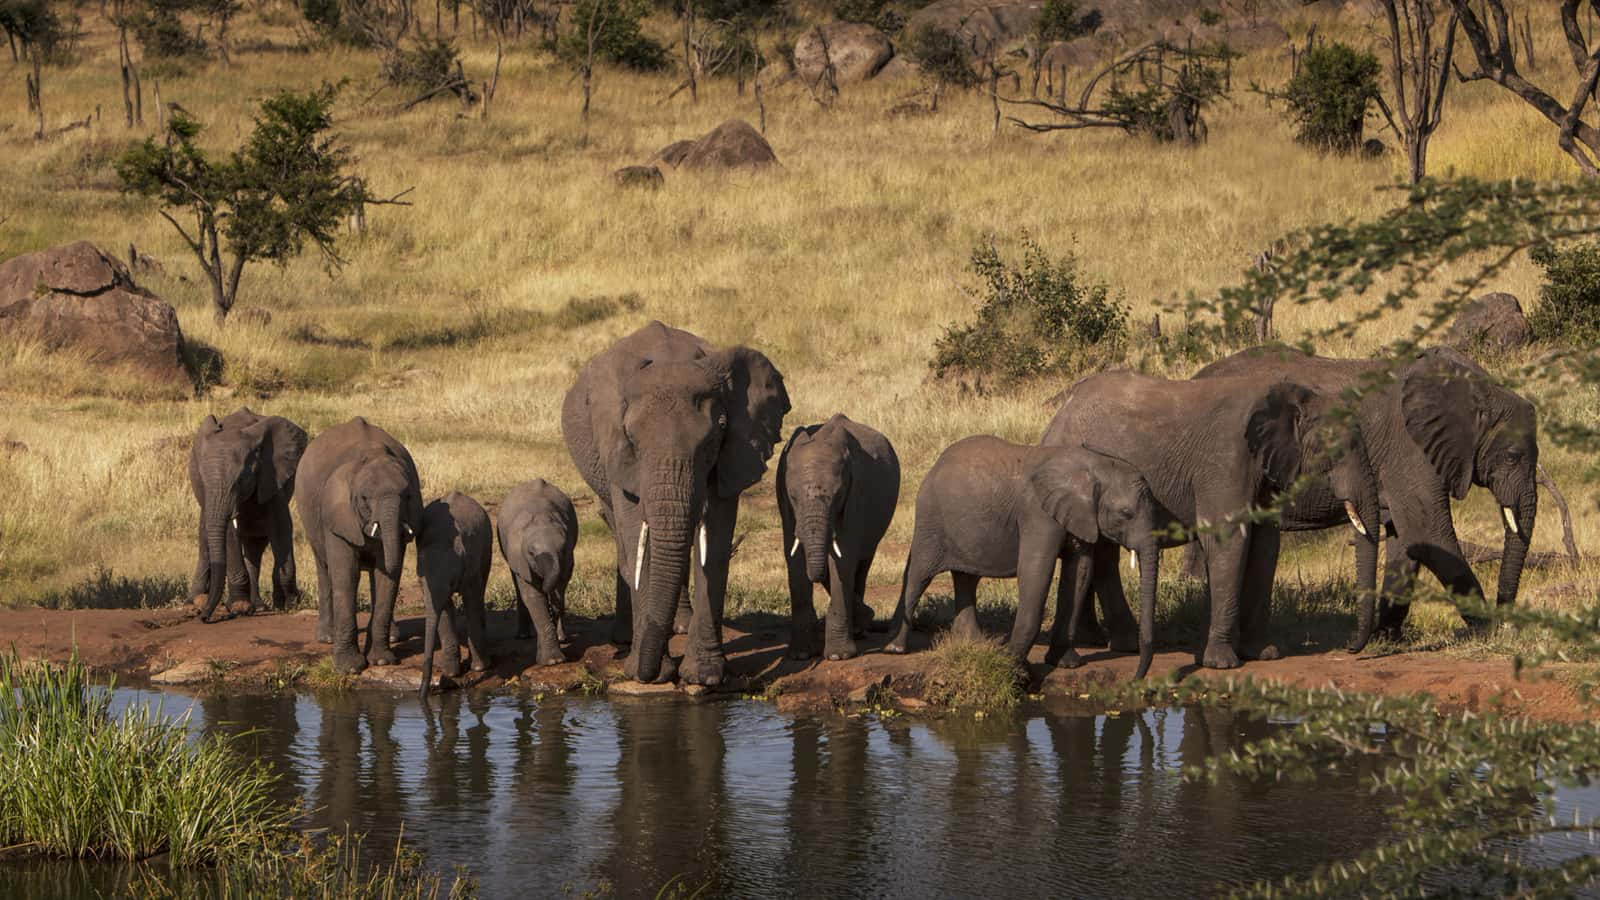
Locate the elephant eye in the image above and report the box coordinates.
[1121,507,1135,520]
[1506,449,1523,463]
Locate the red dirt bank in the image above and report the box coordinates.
[0,604,1588,723]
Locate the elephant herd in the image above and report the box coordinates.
[188,321,1541,695]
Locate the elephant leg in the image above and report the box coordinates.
[1091,541,1140,653]
[951,572,983,642]
[787,547,819,660]
[1005,530,1062,661]
[313,546,335,644]
[462,575,490,672]
[1239,523,1281,661]
[1046,545,1093,668]
[851,552,877,637]
[236,533,268,616]
[367,565,400,667]
[329,552,365,674]
[823,552,859,661]
[422,574,462,678]
[1198,528,1249,670]
[673,580,693,635]
[682,495,738,686]
[224,522,251,608]
[886,538,941,654]
[268,500,299,610]
[1377,542,1421,638]
[1178,542,1208,581]
[514,572,565,666]
[1070,563,1109,648]
[515,594,534,640]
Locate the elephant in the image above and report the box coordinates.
[294,417,426,675]
[1194,346,1538,644]
[417,491,493,699]
[884,436,1171,676]
[561,321,790,685]
[776,414,900,661]
[1041,372,1383,670]
[188,408,307,623]
[497,478,578,668]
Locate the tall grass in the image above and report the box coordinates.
[923,634,1024,713]
[0,650,289,864]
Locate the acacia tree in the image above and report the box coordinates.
[1373,0,1457,183]
[116,85,389,324]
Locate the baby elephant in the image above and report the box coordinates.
[417,492,494,699]
[777,414,900,661]
[497,479,578,668]
[886,436,1167,677]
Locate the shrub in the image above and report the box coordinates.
[907,24,979,89]
[932,231,1129,389]
[833,0,886,25]
[1274,42,1382,152]
[1035,0,1098,43]
[1530,240,1600,343]
[133,0,208,59]
[380,34,460,90]
[924,634,1023,713]
[558,0,669,71]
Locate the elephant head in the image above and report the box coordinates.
[189,408,307,618]
[1030,447,1161,677]
[603,345,789,681]
[326,451,425,575]
[781,417,852,584]
[1400,347,1538,607]
[1247,383,1383,542]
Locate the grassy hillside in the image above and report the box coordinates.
[2,3,1596,657]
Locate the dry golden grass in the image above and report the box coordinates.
[0,5,1595,659]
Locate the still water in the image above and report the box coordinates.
[0,688,1453,898]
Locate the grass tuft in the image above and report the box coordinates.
[923,633,1024,713]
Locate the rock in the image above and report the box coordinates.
[150,659,214,685]
[652,119,778,172]
[846,674,892,705]
[905,0,1041,59]
[875,54,917,81]
[357,665,422,690]
[608,679,681,696]
[1445,292,1531,353]
[0,241,189,385]
[1188,18,1289,52]
[233,307,272,327]
[793,23,894,85]
[1040,36,1104,72]
[612,165,665,190]
[1363,138,1388,157]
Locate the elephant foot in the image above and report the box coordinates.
[557,621,570,644]
[884,629,911,654]
[470,655,490,673]
[1107,631,1140,655]
[191,594,209,613]
[678,652,724,687]
[789,644,818,661]
[228,599,254,617]
[1055,648,1084,669]
[1200,640,1242,670]
[439,654,465,678]
[315,622,334,644]
[1243,642,1281,662]
[853,605,874,637]
[333,648,368,675]
[537,642,566,667]
[622,649,677,683]
[824,638,859,662]
[673,606,693,635]
[368,648,398,667]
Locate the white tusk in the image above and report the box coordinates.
[634,521,649,589]
[231,516,239,531]
[789,537,800,558]
[1344,501,1368,537]
[1128,549,1138,575]
[365,521,379,538]
[1503,506,1519,535]
[403,523,415,538]
[832,539,843,559]
[1238,522,1248,538]
[697,524,708,563]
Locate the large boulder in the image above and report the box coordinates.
[0,241,188,385]
[793,23,895,85]
[652,120,778,171]
[904,0,1042,59]
[1445,292,1532,353]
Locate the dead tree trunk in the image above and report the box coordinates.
[1374,0,1457,185]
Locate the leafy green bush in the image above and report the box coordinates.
[1530,240,1600,343]
[558,0,669,71]
[381,34,460,90]
[133,0,208,59]
[932,232,1129,388]
[907,24,979,89]
[1275,42,1381,152]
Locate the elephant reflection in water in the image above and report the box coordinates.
[419,691,497,818]
[311,694,409,841]
[783,717,877,892]
[603,702,730,895]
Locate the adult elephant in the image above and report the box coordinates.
[189,408,308,622]
[1195,346,1538,644]
[1042,371,1382,669]
[562,322,789,685]
[295,417,426,674]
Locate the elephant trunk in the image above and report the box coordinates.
[1347,531,1381,653]
[1495,484,1537,609]
[1134,542,1159,679]
[801,511,830,584]
[201,468,230,621]
[634,477,695,683]
[379,496,403,578]
[532,549,561,607]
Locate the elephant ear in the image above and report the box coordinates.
[325,464,367,546]
[1246,382,1312,491]
[1399,352,1483,500]
[713,346,790,499]
[599,357,646,499]
[1028,452,1101,544]
[256,416,308,504]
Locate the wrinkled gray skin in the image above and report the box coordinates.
[1042,372,1384,670]
[562,322,790,685]
[497,478,578,669]
[417,492,493,700]
[1195,346,1538,646]
[295,417,426,675]
[886,436,1171,677]
[777,414,900,661]
[188,408,307,623]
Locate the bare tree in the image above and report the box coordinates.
[1003,41,1229,144]
[578,0,608,121]
[107,0,143,127]
[1449,0,1600,175]
[1372,0,1457,183]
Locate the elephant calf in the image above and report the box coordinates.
[777,414,900,661]
[417,492,493,699]
[886,436,1167,675]
[497,479,578,668]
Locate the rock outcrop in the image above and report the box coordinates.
[793,23,895,84]
[1445,292,1532,353]
[652,120,778,171]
